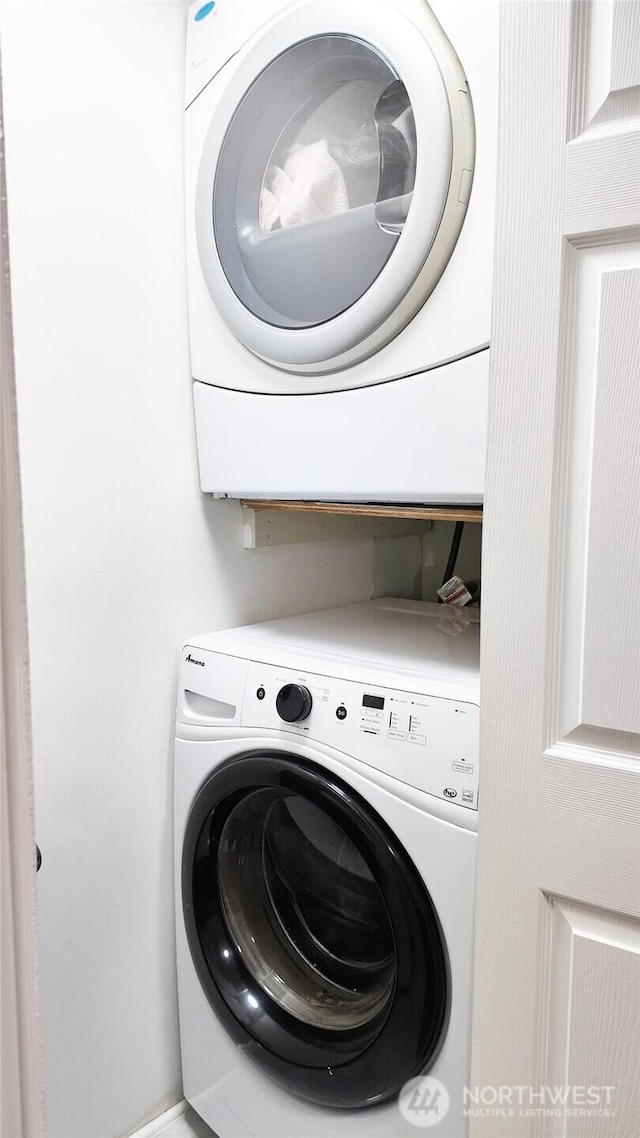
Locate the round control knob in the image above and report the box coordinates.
[276,684,313,723]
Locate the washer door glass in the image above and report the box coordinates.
[213,35,417,329]
[218,788,396,1030]
[182,753,449,1109]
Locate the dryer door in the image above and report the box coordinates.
[182,752,449,1108]
[195,0,474,374]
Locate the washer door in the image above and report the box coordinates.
[182,753,449,1108]
[195,0,475,374]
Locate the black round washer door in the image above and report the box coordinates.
[182,753,449,1109]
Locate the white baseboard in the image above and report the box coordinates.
[128,1100,189,1138]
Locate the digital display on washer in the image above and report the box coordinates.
[362,694,385,710]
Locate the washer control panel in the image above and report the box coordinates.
[243,661,479,809]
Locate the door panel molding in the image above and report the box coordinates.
[542,900,640,1138]
[571,0,640,136]
[541,756,640,917]
[565,130,640,237]
[549,242,640,745]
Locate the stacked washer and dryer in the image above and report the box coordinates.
[177,1,496,1134]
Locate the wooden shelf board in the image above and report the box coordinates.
[241,500,483,524]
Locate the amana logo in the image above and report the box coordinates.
[185,653,205,667]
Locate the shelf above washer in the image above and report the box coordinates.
[240,500,482,550]
[242,500,483,523]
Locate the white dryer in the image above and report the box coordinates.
[174,599,480,1136]
[184,0,498,503]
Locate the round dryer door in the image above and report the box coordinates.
[195,0,475,374]
[182,752,449,1108]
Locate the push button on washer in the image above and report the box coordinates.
[336,706,347,721]
[256,687,266,701]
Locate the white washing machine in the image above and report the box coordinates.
[184,0,498,503]
[174,599,480,1136]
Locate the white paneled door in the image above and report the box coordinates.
[471,3,640,1138]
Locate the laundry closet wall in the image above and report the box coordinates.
[0,4,378,1136]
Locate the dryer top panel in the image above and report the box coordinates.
[185,0,295,108]
[187,599,480,699]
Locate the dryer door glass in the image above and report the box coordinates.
[212,36,418,329]
[182,753,449,1109]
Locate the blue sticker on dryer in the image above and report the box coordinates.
[194,2,216,21]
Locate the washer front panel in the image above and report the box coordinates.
[194,0,473,371]
[177,645,479,808]
[181,752,449,1108]
[243,659,480,808]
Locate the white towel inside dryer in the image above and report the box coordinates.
[259,139,350,231]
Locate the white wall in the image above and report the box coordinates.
[0,4,377,1135]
